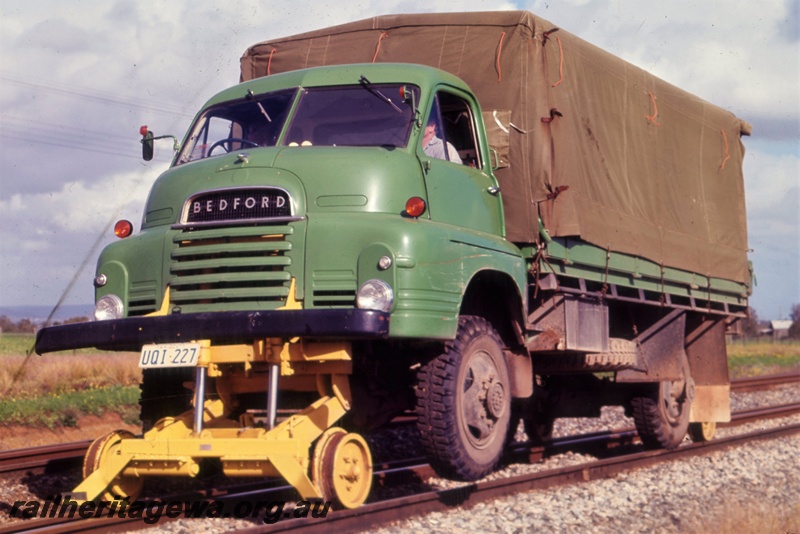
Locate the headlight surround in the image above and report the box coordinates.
[94,294,124,321]
[356,279,394,312]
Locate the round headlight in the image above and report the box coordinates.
[356,279,394,312]
[94,294,124,321]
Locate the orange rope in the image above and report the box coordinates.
[267,48,276,76]
[496,32,506,82]
[646,91,660,125]
[551,36,564,87]
[719,129,730,170]
[372,32,388,63]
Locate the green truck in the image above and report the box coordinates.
[36,12,751,508]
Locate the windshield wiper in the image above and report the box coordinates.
[247,89,272,122]
[359,75,402,113]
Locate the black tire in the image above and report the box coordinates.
[631,356,692,449]
[415,315,511,481]
[139,368,194,432]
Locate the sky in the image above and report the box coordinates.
[0,0,798,320]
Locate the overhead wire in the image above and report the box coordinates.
[0,70,194,118]
[2,60,222,382]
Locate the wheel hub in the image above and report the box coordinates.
[462,351,506,444]
[312,428,372,509]
[486,381,506,418]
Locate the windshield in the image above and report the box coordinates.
[283,84,419,148]
[178,88,296,164]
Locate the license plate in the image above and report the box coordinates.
[139,343,201,368]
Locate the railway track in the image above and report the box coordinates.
[0,441,89,476]
[4,371,796,476]
[3,402,796,534]
[1,372,798,532]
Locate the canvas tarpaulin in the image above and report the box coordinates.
[240,11,750,284]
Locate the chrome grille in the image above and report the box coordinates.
[311,271,357,308]
[169,225,294,313]
[128,281,158,316]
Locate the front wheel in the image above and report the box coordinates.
[415,316,511,480]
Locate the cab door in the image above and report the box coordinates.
[418,89,503,236]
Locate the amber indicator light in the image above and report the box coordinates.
[405,197,426,218]
[114,220,133,238]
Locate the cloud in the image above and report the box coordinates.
[525,0,800,129]
[0,0,797,320]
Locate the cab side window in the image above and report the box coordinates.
[437,92,480,168]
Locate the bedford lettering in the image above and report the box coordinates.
[192,195,285,214]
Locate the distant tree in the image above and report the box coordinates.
[0,315,14,333]
[742,307,760,338]
[51,316,91,326]
[15,318,37,334]
[0,316,41,334]
[789,303,800,339]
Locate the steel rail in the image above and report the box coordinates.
[1,374,798,533]
[4,401,798,534]
[730,371,800,392]
[256,422,800,533]
[0,440,90,475]
[2,371,796,476]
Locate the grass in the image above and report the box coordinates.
[1,333,799,428]
[726,339,800,378]
[0,386,141,428]
[1,353,141,398]
[0,332,119,357]
[692,496,799,534]
[1,333,142,428]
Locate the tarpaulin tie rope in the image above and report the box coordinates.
[719,129,730,171]
[531,243,559,300]
[545,184,569,200]
[541,108,563,123]
[659,262,667,306]
[372,32,388,63]
[551,37,564,87]
[600,245,611,302]
[542,27,560,44]
[267,48,276,76]
[496,31,506,82]
[646,92,661,126]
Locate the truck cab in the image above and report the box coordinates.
[122,64,517,332]
[37,63,528,507]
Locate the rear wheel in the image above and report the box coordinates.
[416,316,511,480]
[688,421,716,442]
[631,355,692,449]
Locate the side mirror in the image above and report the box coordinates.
[140,126,154,161]
[401,85,417,115]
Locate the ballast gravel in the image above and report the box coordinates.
[2,385,798,533]
[375,384,800,533]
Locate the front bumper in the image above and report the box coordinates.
[35,309,390,354]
